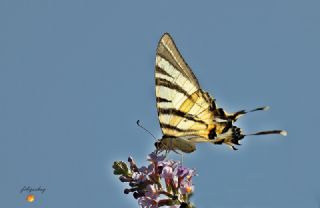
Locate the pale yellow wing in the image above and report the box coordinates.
[167,89,216,138]
[155,33,217,140]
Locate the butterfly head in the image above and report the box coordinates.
[154,140,163,152]
[154,137,171,154]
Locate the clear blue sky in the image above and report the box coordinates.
[1,0,319,207]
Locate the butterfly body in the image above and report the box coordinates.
[154,33,286,153]
[155,136,196,153]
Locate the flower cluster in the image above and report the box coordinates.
[112,152,196,208]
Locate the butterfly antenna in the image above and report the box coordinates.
[246,130,288,137]
[136,122,173,156]
[136,120,157,140]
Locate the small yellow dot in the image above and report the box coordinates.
[26,194,35,202]
[186,186,192,193]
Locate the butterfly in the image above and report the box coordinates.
[154,33,287,153]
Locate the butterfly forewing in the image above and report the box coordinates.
[156,33,200,88]
[155,33,217,144]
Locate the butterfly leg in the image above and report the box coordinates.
[180,153,184,165]
[172,149,182,155]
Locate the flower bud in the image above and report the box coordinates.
[180,202,188,208]
[119,176,131,182]
[133,191,145,199]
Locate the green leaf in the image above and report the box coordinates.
[112,161,129,175]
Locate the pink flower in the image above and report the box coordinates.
[113,151,196,207]
[145,184,159,199]
[160,166,173,179]
[138,197,158,208]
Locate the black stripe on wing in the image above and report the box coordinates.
[156,54,196,88]
[155,66,174,79]
[156,97,171,103]
[160,123,196,133]
[157,33,200,87]
[155,77,190,97]
[158,108,207,125]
